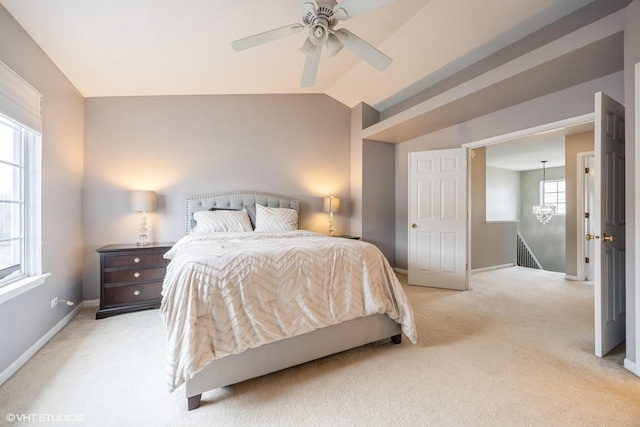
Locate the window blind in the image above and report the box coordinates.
[0,60,42,133]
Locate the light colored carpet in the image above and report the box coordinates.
[1,267,639,426]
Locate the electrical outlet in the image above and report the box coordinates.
[51,297,58,308]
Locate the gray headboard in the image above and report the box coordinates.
[186,192,301,234]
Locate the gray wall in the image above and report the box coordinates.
[469,147,518,270]
[486,166,521,221]
[0,5,85,375]
[565,131,594,278]
[519,167,566,273]
[82,94,351,300]
[362,139,396,262]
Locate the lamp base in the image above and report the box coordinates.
[136,242,150,247]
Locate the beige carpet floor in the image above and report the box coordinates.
[1,267,640,426]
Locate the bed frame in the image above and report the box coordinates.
[183,192,402,410]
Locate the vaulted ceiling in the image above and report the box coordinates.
[0,0,596,109]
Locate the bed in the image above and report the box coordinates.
[160,192,417,410]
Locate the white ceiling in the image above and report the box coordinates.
[485,122,595,171]
[0,0,596,108]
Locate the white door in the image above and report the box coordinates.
[593,92,626,357]
[408,148,468,290]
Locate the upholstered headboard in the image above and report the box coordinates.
[186,192,301,234]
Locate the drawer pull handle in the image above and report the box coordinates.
[133,257,141,263]
[134,272,141,278]
[133,290,141,296]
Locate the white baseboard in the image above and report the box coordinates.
[0,302,84,387]
[83,299,100,307]
[471,263,516,274]
[393,268,408,275]
[624,358,639,377]
[564,275,580,281]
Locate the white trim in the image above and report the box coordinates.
[632,61,640,377]
[576,151,595,282]
[0,273,50,305]
[624,358,638,376]
[564,275,581,281]
[0,301,81,386]
[471,263,516,274]
[462,114,595,149]
[392,267,408,275]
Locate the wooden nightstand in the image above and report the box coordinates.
[96,243,173,319]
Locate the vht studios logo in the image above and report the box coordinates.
[6,413,84,423]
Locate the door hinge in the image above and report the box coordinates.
[585,212,590,219]
[585,257,590,263]
[585,167,590,173]
[465,160,468,167]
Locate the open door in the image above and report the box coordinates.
[408,148,468,290]
[593,92,626,357]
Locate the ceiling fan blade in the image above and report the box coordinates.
[297,0,319,16]
[326,33,344,57]
[333,0,396,20]
[301,46,321,87]
[334,29,392,70]
[231,24,305,51]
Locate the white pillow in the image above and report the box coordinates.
[254,204,298,232]
[191,209,253,233]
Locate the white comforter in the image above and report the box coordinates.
[160,230,417,391]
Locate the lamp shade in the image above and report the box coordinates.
[323,196,340,214]
[129,190,156,212]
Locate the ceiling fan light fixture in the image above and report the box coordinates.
[301,37,318,56]
[326,33,344,56]
[309,21,329,46]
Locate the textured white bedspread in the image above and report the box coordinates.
[160,230,417,392]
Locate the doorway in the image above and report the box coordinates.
[469,118,594,277]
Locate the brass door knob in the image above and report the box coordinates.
[602,233,616,242]
[411,223,417,229]
[586,234,599,241]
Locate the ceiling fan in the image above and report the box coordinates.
[231,0,396,87]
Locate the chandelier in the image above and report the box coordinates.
[532,160,556,224]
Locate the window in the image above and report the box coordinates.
[0,117,23,282]
[541,179,566,215]
[0,116,40,287]
[0,60,43,291]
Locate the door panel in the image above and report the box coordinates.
[408,148,468,290]
[594,92,626,357]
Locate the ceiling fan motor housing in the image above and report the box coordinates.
[304,2,338,47]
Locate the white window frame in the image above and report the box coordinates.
[540,178,566,216]
[0,60,47,304]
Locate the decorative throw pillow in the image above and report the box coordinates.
[210,206,257,229]
[191,209,253,233]
[254,204,298,232]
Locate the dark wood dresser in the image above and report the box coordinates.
[96,243,173,319]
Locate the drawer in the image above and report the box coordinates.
[105,267,166,284]
[105,252,167,268]
[103,281,162,307]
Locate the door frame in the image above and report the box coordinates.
[576,151,595,282]
[629,62,640,377]
[461,110,639,375]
